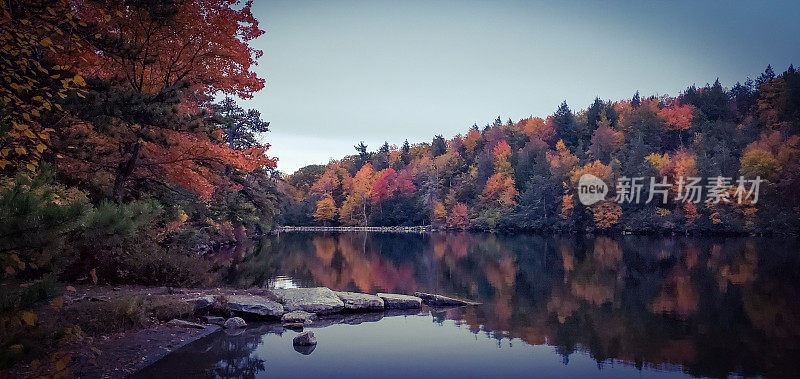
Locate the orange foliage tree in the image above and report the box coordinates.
[313,194,337,224]
[591,201,622,229]
[547,140,579,180]
[520,117,555,143]
[481,173,518,206]
[339,164,376,225]
[658,104,694,131]
[49,0,272,202]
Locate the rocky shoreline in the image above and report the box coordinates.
[152,287,481,361]
[182,287,479,331]
[9,285,478,377]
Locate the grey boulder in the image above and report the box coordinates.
[376,293,422,309]
[224,317,247,329]
[227,295,284,318]
[336,292,385,311]
[272,287,344,314]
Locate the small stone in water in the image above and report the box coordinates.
[293,331,317,346]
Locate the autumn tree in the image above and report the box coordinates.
[432,202,447,226]
[492,140,513,177]
[658,104,694,131]
[0,0,87,172]
[520,117,555,144]
[591,201,622,229]
[569,160,612,185]
[313,194,337,225]
[52,0,272,203]
[447,203,470,230]
[370,168,415,204]
[463,126,482,156]
[589,124,624,162]
[481,173,518,206]
[547,140,579,181]
[339,163,376,226]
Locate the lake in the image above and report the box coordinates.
[141,232,800,378]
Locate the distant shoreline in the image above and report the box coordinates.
[274,226,795,237]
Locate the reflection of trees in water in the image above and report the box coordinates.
[138,325,277,378]
[216,239,282,288]
[211,328,269,378]
[216,232,800,377]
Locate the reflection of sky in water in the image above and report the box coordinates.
[254,317,685,378]
[145,315,688,378]
[268,275,299,289]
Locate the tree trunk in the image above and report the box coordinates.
[111,141,142,203]
[362,200,367,227]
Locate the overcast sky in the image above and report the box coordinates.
[240,0,800,174]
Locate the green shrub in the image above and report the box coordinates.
[0,168,88,281]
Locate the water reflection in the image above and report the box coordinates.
[134,325,276,378]
[202,233,800,377]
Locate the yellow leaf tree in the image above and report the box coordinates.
[313,194,337,225]
[0,1,87,172]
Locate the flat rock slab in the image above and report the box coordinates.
[167,319,205,329]
[282,310,316,324]
[414,292,480,306]
[376,293,422,309]
[336,292,385,310]
[227,295,284,318]
[272,287,344,314]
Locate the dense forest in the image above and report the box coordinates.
[1,0,282,288]
[280,64,800,235]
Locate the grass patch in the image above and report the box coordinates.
[66,295,194,336]
[0,277,61,314]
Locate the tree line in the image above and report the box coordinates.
[281,64,800,234]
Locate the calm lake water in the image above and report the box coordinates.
[142,232,800,378]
